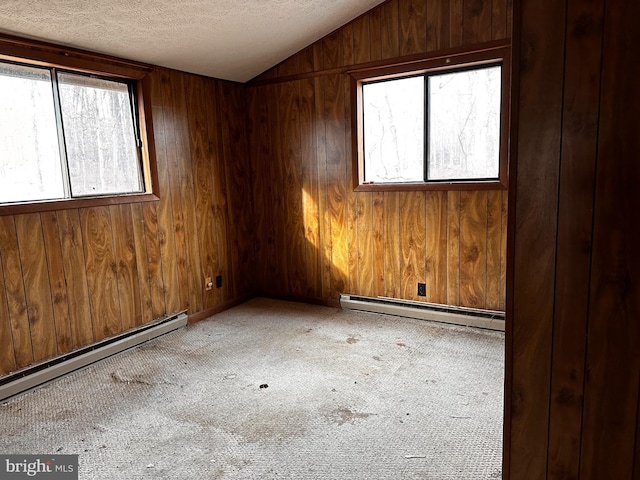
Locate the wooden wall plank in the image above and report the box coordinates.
[186,74,220,309]
[447,192,461,306]
[170,70,203,313]
[40,212,72,354]
[425,192,448,304]
[110,204,141,331]
[427,0,451,51]
[300,78,322,298]
[0,216,33,368]
[314,77,332,301]
[579,0,640,475]
[546,0,603,477]
[322,31,344,70]
[486,191,502,310]
[380,0,400,59]
[450,0,464,47]
[0,257,16,374]
[130,204,153,325]
[508,0,566,476]
[324,74,348,301]
[369,4,384,61]
[280,81,307,296]
[57,210,94,348]
[352,14,371,64]
[499,191,507,310]
[152,70,182,314]
[464,0,492,44]
[207,79,233,303]
[141,203,166,319]
[400,192,426,301]
[399,0,427,55]
[493,0,508,40]
[14,214,57,362]
[459,191,488,309]
[372,192,385,297]
[80,207,122,342]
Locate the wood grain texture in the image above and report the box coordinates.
[110,204,141,331]
[578,0,640,475]
[131,204,153,325]
[40,211,72,354]
[425,192,448,304]
[399,192,426,301]
[546,0,602,477]
[486,191,502,310]
[447,191,461,306]
[380,0,400,59]
[80,207,122,342]
[0,216,33,368]
[0,256,16,374]
[427,0,451,51]
[57,209,94,348]
[459,191,488,308]
[399,0,427,55]
[170,70,203,313]
[464,0,492,44]
[14,214,56,362]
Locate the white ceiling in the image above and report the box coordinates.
[0,0,385,83]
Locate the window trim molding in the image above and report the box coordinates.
[349,40,511,192]
[0,34,159,216]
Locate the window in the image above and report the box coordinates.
[0,35,158,214]
[351,43,510,191]
[0,62,143,204]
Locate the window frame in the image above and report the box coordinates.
[349,41,511,192]
[0,34,159,216]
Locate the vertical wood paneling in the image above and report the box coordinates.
[324,73,348,301]
[447,192,461,306]
[399,0,427,55]
[427,0,451,51]
[352,15,371,64]
[380,0,400,59]
[464,0,492,44]
[459,191,488,308]
[0,216,33,368]
[578,0,640,475]
[152,70,182,314]
[300,78,321,298]
[545,0,603,477]
[383,192,401,298]
[399,192,426,302]
[141,203,166,319]
[508,0,566,476]
[14,214,57,362]
[372,192,385,297]
[40,212,72,354]
[170,70,203,313]
[486,191,502,310]
[57,209,94,348]
[0,257,16,374]
[185,74,219,309]
[280,81,307,296]
[425,192,448,304]
[80,207,122,342]
[131,204,153,325]
[110,204,141,331]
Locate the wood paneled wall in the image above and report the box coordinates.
[247,0,511,308]
[0,68,255,377]
[506,0,640,478]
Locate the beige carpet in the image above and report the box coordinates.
[0,298,504,479]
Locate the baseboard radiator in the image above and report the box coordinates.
[0,311,188,402]
[340,295,505,331]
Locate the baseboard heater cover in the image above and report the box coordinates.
[0,311,188,402]
[340,295,505,331]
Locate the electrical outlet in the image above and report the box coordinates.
[205,276,213,291]
[215,275,222,288]
[417,282,426,297]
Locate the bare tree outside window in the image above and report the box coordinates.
[0,63,64,203]
[0,60,143,206]
[58,73,142,196]
[428,66,501,180]
[363,76,424,183]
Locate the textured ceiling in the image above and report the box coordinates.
[0,0,385,82]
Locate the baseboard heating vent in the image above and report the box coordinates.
[0,311,188,402]
[340,295,505,331]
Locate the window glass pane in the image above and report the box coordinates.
[57,72,142,196]
[0,63,64,203]
[363,76,424,183]
[428,65,501,180]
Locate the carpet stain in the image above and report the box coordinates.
[332,407,375,426]
[346,337,359,344]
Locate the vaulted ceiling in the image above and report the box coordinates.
[0,0,385,82]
